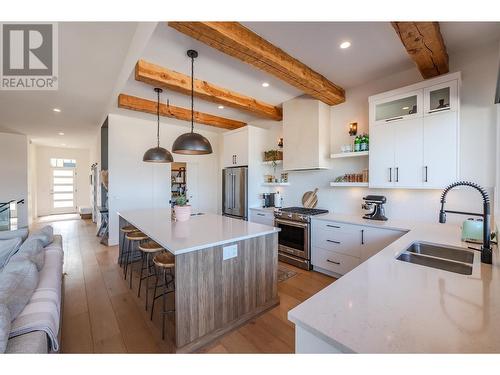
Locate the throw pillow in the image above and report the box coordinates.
[10,238,45,271]
[0,237,23,269]
[0,259,39,320]
[0,227,29,242]
[28,225,54,247]
[0,304,10,353]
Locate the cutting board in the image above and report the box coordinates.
[302,188,319,208]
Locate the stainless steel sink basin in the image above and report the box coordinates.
[405,242,474,264]
[396,242,474,275]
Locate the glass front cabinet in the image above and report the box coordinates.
[424,80,458,115]
[371,90,423,125]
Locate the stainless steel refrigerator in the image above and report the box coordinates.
[222,167,248,220]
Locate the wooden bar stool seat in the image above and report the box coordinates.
[138,241,164,253]
[125,231,149,241]
[151,251,176,339]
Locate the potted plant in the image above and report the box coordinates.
[174,191,191,222]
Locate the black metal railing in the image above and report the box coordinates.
[0,199,25,231]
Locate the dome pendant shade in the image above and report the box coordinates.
[172,132,213,155]
[143,146,174,162]
[143,87,173,163]
[172,49,213,155]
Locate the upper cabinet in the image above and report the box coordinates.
[283,98,330,171]
[369,72,460,189]
[371,90,423,125]
[223,127,249,167]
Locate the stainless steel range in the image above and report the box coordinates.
[274,207,329,270]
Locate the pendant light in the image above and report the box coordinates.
[172,50,213,155]
[143,88,174,163]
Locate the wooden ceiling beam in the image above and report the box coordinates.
[118,94,246,131]
[135,59,282,121]
[168,22,345,106]
[392,22,449,79]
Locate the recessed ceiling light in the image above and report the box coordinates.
[340,41,351,49]
[58,132,64,136]
[218,105,224,109]
[53,108,61,113]
[61,143,66,146]
[262,82,270,88]
[402,106,410,110]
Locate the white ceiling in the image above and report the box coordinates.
[2,22,499,149]
[0,22,139,148]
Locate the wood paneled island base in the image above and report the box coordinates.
[175,233,279,352]
[117,210,280,353]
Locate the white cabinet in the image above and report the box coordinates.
[248,208,274,227]
[369,73,460,189]
[423,111,459,188]
[223,127,249,167]
[283,98,330,171]
[311,219,405,277]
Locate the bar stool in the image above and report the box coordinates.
[150,252,175,340]
[119,225,138,267]
[137,240,164,311]
[124,231,149,289]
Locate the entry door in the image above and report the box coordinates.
[50,167,77,214]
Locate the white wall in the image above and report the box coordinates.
[271,42,499,224]
[0,132,29,227]
[35,145,91,217]
[107,113,221,245]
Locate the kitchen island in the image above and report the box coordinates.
[118,209,280,352]
[289,214,500,353]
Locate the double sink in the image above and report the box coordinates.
[397,242,474,275]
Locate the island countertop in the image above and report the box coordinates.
[117,208,280,255]
[288,214,500,353]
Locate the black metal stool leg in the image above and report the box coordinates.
[138,251,146,297]
[124,237,131,279]
[162,268,167,340]
[150,266,160,321]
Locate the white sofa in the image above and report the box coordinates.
[1,232,64,353]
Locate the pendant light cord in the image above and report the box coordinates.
[191,54,195,133]
[156,88,160,148]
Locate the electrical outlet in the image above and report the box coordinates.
[223,244,238,260]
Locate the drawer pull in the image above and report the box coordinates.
[256,213,265,216]
[326,240,341,244]
[361,229,365,245]
[326,224,340,228]
[326,259,340,265]
[385,116,403,122]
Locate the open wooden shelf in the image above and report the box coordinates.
[330,151,369,159]
[329,182,368,187]
[262,182,290,186]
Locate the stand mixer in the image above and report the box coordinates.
[362,195,388,221]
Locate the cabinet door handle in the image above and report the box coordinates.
[326,239,341,244]
[424,166,428,182]
[395,167,399,182]
[428,107,450,114]
[327,259,340,265]
[326,224,340,228]
[361,229,365,245]
[256,213,265,216]
[233,155,236,164]
[385,116,403,122]
[389,167,392,182]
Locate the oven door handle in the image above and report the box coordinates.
[275,218,309,228]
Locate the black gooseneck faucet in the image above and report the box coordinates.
[439,181,492,264]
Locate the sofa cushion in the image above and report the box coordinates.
[0,237,23,269]
[10,238,45,271]
[28,226,54,247]
[0,259,39,321]
[0,303,10,353]
[0,227,29,242]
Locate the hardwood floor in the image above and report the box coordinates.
[35,217,335,353]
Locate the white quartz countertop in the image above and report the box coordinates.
[288,214,500,353]
[118,209,280,255]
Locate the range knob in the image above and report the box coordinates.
[287,213,293,219]
[298,215,306,221]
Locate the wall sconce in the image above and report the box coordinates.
[278,137,283,148]
[348,122,358,136]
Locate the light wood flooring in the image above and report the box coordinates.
[34,217,335,353]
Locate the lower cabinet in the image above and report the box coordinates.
[311,219,405,277]
[248,209,275,227]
